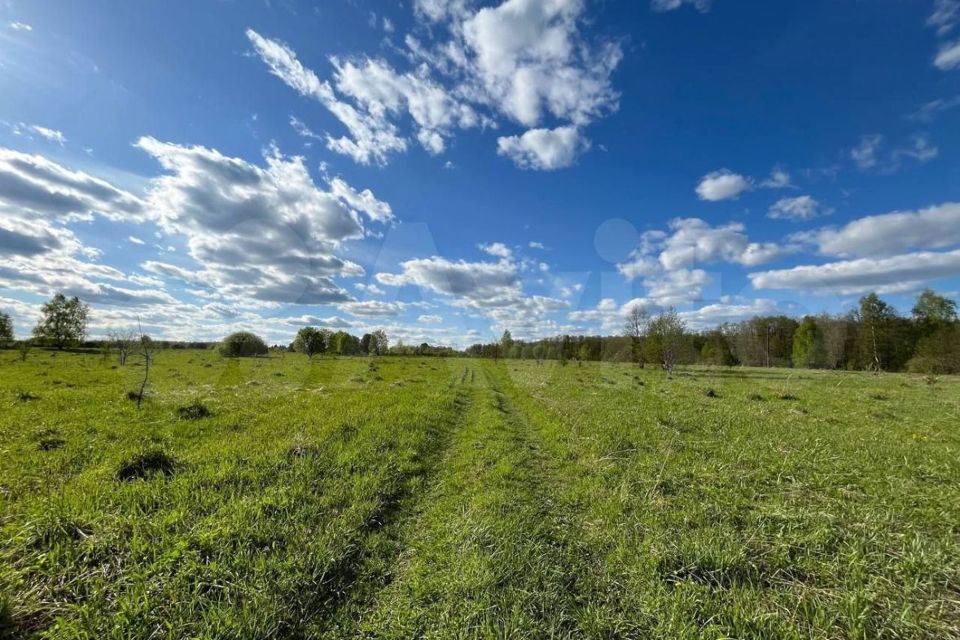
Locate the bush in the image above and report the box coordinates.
[219,331,269,358]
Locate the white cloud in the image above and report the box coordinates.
[804,202,960,258]
[695,169,751,201]
[909,95,960,121]
[929,0,960,35]
[16,124,66,145]
[460,0,622,128]
[528,241,545,249]
[341,300,405,317]
[377,255,521,306]
[128,236,145,245]
[650,0,712,13]
[246,29,406,165]
[135,137,389,304]
[478,241,513,258]
[853,134,938,171]
[0,147,144,222]
[750,250,960,295]
[935,40,960,69]
[355,282,385,295]
[8,21,32,32]
[851,134,883,170]
[654,218,782,271]
[418,314,443,323]
[328,177,393,222]
[251,0,620,169]
[497,125,586,170]
[768,195,829,221]
[331,56,482,155]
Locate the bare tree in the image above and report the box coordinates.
[623,305,648,367]
[134,318,154,410]
[108,329,138,365]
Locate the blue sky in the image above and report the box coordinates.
[1,0,960,346]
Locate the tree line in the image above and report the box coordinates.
[467,289,960,374]
[3,289,959,373]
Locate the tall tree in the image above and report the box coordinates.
[500,329,514,358]
[792,316,826,368]
[912,289,957,333]
[33,293,89,350]
[623,305,648,367]
[0,312,12,346]
[857,293,897,372]
[371,329,388,356]
[645,309,687,372]
[292,327,326,358]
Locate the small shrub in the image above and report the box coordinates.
[705,388,720,398]
[177,400,212,420]
[219,332,269,358]
[117,448,177,481]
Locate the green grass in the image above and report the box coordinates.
[1,350,958,638]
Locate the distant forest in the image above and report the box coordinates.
[3,289,958,374]
[466,289,960,375]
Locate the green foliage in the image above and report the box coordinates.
[292,327,327,358]
[219,331,269,357]
[908,324,960,374]
[792,316,827,368]
[32,293,89,350]
[0,312,12,346]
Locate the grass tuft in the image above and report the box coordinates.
[117,447,178,481]
[176,400,212,420]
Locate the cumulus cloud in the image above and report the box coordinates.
[136,137,390,304]
[377,255,521,306]
[695,169,752,201]
[478,241,513,258]
[802,202,960,258]
[750,250,960,295]
[247,29,406,165]
[459,0,622,127]
[0,147,143,221]
[375,252,567,336]
[249,0,620,169]
[341,300,406,317]
[330,56,483,155]
[496,126,586,170]
[695,167,792,202]
[768,195,829,221]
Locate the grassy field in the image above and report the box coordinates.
[1,349,959,639]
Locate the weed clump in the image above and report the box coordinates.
[126,390,144,402]
[177,400,212,420]
[38,438,65,451]
[777,393,799,401]
[16,390,39,402]
[748,393,764,401]
[117,448,178,481]
[705,388,720,398]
